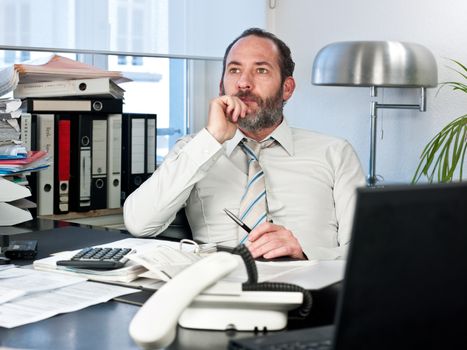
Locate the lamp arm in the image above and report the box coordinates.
[367,87,427,186]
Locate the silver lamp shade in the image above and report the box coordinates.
[311,41,438,185]
[312,41,438,87]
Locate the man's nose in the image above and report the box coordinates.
[237,71,253,90]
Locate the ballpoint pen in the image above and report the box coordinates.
[223,208,251,244]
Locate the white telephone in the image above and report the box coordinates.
[129,251,306,350]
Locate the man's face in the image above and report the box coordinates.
[220,35,293,133]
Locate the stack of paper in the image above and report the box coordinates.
[0,150,50,175]
[0,65,19,97]
[0,176,33,225]
[0,97,22,119]
[0,54,129,96]
[1,97,27,172]
[0,98,22,149]
[0,266,139,328]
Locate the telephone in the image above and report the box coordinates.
[129,248,312,350]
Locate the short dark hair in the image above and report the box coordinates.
[221,28,295,85]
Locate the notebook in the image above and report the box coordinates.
[229,182,467,350]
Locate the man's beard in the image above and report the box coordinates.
[232,89,284,133]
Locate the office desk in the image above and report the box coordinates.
[0,219,340,350]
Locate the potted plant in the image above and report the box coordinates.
[412,60,467,183]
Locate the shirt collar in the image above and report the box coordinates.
[224,119,295,156]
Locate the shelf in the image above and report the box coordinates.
[39,208,125,230]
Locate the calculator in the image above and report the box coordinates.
[56,247,133,270]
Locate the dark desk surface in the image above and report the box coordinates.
[0,219,340,350]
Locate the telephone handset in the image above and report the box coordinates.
[129,247,312,350]
[129,252,239,349]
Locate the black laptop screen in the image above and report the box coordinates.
[333,183,467,350]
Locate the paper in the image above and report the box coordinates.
[33,237,345,290]
[0,98,22,113]
[223,258,319,284]
[13,54,129,84]
[32,238,191,283]
[0,151,50,176]
[128,245,202,282]
[0,280,139,328]
[0,267,85,304]
[33,252,146,283]
[269,260,346,290]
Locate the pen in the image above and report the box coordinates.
[223,208,251,244]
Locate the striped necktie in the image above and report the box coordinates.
[238,138,275,240]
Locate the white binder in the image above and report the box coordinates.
[36,114,55,216]
[107,114,122,209]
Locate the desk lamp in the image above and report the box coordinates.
[312,41,438,186]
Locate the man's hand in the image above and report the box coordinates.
[246,222,306,260]
[206,95,249,144]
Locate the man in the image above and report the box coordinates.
[124,28,365,260]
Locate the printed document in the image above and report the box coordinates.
[0,267,85,304]
[0,279,139,328]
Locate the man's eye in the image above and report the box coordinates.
[229,68,240,74]
[257,68,268,74]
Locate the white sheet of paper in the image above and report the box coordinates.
[0,281,139,328]
[269,260,346,290]
[223,258,319,284]
[0,267,85,304]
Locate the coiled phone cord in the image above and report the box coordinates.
[231,244,312,319]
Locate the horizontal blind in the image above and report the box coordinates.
[0,0,267,59]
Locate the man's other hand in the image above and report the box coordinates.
[247,222,306,260]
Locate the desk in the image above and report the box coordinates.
[0,219,340,350]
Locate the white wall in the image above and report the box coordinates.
[269,0,467,183]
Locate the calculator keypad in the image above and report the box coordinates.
[56,247,133,270]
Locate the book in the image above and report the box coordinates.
[22,98,123,114]
[14,78,125,99]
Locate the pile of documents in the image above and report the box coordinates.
[0,97,22,119]
[0,265,138,328]
[32,237,324,288]
[0,98,22,149]
[2,236,345,328]
[0,54,128,97]
[0,150,50,175]
[0,95,49,225]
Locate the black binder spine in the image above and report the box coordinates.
[70,114,92,212]
[121,113,157,205]
[22,98,123,114]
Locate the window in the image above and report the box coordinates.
[109,55,187,162]
[0,0,253,159]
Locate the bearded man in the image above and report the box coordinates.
[124,28,365,260]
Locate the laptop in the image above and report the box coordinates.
[229,182,467,350]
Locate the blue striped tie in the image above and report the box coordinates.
[238,138,274,242]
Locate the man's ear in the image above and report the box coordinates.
[219,80,224,96]
[282,77,296,101]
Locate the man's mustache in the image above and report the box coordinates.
[235,91,262,105]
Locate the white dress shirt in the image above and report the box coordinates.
[123,119,365,260]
